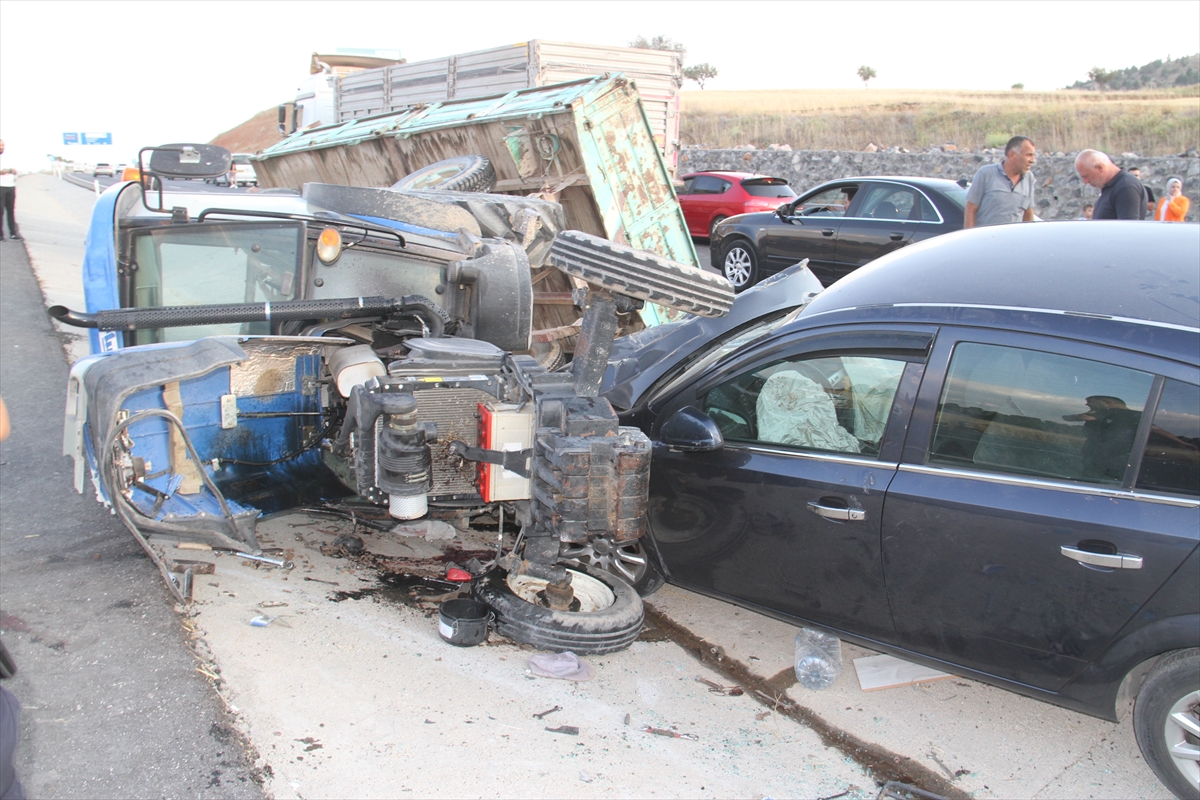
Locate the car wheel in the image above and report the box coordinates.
[560,536,664,597]
[473,564,644,654]
[548,230,734,318]
[722,240,759,292]
[1134,648,1200,799]
[391,155,497,193]
[708,215,727,239]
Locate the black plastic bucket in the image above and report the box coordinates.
[438,598,490,647]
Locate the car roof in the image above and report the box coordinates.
[805,176,965,192]
[682,171,778,182]
[802,221,1200,331]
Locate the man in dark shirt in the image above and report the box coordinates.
[1127,167,1156,217]
[1074,150,1146,219]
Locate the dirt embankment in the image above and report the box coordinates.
[209,107,285,155]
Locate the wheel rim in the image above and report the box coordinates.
[408,165,465,189]
[1164,688,1200,790]
[506,568,615,612]
[561,537,649,588]
[724,247,753,287]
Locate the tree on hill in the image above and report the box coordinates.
[1068,54,1199,89]
[684,63,718,89]
[858,65,877,88]
[1088,67,1116,91]
[629,35,685,57]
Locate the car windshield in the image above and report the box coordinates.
[742,179,796,198]
[941,186,968,209]
[653,306,808,401]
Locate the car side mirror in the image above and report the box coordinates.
[659,406,725,452]
[778,203,797,224]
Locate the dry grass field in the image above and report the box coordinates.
[680,87,1200,156]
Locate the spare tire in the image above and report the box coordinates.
[473,564,643,654]
[391,156,496,193]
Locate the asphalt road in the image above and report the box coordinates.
[0,239,263,798]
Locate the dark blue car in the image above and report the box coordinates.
[608,221,1199,799]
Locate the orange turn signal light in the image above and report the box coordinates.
[316,226,343,264]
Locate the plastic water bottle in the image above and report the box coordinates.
[794,628,843,690]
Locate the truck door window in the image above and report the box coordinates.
[128,221,303,344]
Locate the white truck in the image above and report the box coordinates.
[280,40,684,169]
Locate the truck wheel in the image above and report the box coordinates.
[391,156,497,193]
[473,564,644,654]
[1133,648,1200,799]
[560,536,664,597]
[548,230,734,319]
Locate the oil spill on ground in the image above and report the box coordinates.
[330,572,467,616]
[643,604,968,800]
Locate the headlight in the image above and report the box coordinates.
[316,227,342,264]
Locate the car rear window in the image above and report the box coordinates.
[941,186,968,209]
[742,179,796,198]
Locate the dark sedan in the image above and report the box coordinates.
[711,176,967,290]
[607,222,1200,799]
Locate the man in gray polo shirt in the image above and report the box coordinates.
[964,135,1037,227]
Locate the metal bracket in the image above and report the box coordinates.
[448,440,532,479]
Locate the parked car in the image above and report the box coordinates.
[711,176,967,291]
[607,221,1199,800]
[231,153,257,187]
[676,171,796,239]
[93,163,114,177]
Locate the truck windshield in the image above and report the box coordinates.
[127,221,304,344]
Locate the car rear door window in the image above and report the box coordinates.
[855,184,921,221]
[928,342,1155,485]
[692,175,728,195]
[1136,379,1200,496]
[702,355,907,456]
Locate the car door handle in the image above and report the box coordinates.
[807,501,865,521]
[890,232,904,241]
[821,229,835,236]
[1060,545,1143,570]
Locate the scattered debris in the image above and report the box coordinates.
[854,654,953,692]
[446,568,472,582]
[528,652,595,681]
[166,559,216,575]
[295,737,323,752]
[249,615,276,628]
[755,711,772,721]
[303,576,339,586]
[642,726,698,741]
[876,780,947,800]
[331,533,365,555]
[696,676,743,696]
[544,725,579,736]
[579,770,593,783]
[532,705,562,720]
[257,601,288,609]
[623,713,631,726]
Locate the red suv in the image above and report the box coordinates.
[676,171,796,239]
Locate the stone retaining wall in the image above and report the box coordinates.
[678,148,1200,222]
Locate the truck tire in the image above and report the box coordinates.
[391,156,497,193]
[548,230,734,318]
[473,565,644,654]
[1133,648,1200,799]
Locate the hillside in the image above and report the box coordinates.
[1068,53,1200,90]
[209,107,285,155]
[679,86,1200,156]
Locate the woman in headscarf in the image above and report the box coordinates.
[1154,177,1189,222]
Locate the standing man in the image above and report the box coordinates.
[1074,150,1146,220]
[963,136,1037,228]
[0,140,20,241]
[1127,167,1156,218]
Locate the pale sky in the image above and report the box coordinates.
[2,0,1198,170]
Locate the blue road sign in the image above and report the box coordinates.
[63,132,79,145]
[81,132,113,145]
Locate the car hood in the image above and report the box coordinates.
[601,262,824,412]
